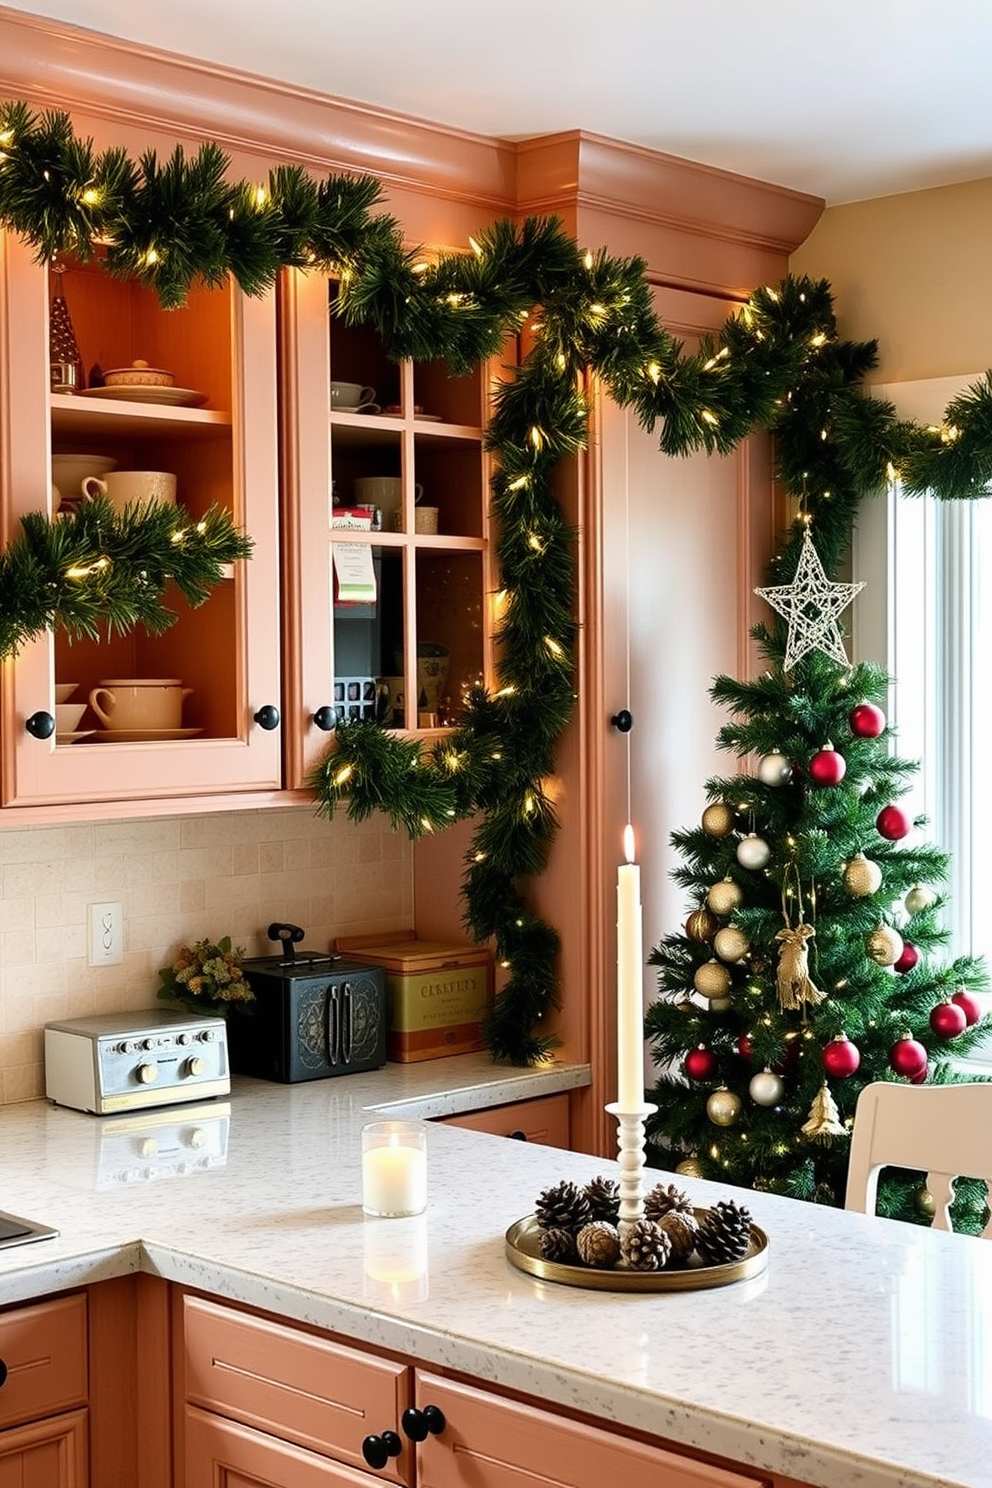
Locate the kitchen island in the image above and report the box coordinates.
[0,1054,988,1488]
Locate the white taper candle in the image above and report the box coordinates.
[616,823,644,1111]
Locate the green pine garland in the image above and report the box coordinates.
[2,100,991,1065]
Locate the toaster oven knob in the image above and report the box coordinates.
[184,1056,206,1078]
[136,1062,158,1084]
[200,1028,218,1042]
[177,1032,191,1045]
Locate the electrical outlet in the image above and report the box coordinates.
[88,901,124,967]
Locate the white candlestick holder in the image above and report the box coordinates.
[604,1101,657,1238]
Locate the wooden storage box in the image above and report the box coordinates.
[334,932,493,1062]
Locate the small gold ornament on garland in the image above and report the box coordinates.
[685,907,718,942]
[801,1083,848,1143]
[706,877,743,916]
[702,801,736,838]
[842,852,883,898]
[866,922,904,967]
[693,959,732,1000]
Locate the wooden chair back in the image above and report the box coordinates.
[844,1080,992,1236]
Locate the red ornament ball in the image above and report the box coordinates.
[893,942,920,975]
[929,1001,967,1040]
[910,1065,929,1085]
[822,1034,860,1079]
[952,988,984,1027]
[808,745,846,787]
[736,1032,752,1060]
[889,1035,928,1078]
[849,702,886,738]
[876,804,912,841]
[685,1045,719,1081]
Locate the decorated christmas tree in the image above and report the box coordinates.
[644,517,991,1230]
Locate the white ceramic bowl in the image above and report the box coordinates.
[55,703,87,733]
[51,454,117,496]
[54,683,78,704]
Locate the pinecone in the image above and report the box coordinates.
[621,1218,672,1272]
[657,1209,698,1263]
[576,1221,621,1268]
[583,1175,620,1224]
[535,1180,591,1233]
[539,1226,579,1264]
[643,1181,694,1221]
[695,1200,753,1265]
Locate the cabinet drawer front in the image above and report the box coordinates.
[185,1405,376,1488]
[183,1295,411,1481]
[0,1295,87,1430]
[415,1373,770,1488]
[435,1093,570,1147]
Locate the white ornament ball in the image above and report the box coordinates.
[706,878,743,916]
[706,1087,742,1127]
[757,751,792,787]
[713,926,750,963]
[736,833,771,871]
[842,853,883,898]
[749,1068,785,1107]
[905,883,936,915]
[693,959,732,999]
[866,923,904,967]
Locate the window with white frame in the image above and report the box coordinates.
[854,399,992,1065]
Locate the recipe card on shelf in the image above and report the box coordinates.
[333,543,377,605]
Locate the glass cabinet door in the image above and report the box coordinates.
[0,230,282,809]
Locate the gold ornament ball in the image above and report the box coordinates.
[866,923,904,967]
[685,908,718,942]
[713,926,750,963]
[693,959,732,999]
[707,877,743,916]
[706,1087,742,1126]
[675,1158,705,1179]
[843,853,883,898]
[915,1185,936,1217]
[905,883,936,915]
[702,802,735,838]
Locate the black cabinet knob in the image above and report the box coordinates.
[0,1357,6,1388]
[401,1404,446,1441]
[610,709,633,733]
[25,711,56,739]
[313,705,337,731]
[253,704,280,731]
[508,1129,529,1140]
[361,1430,402,1469]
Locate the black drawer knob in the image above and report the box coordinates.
[508,1129,529,1140]
[313,705,337,731]
[253,704,280,731]
[362,1430,402,1469]
[610,709,633,733]
[25,711,56,739]
[401,1404,446,1441]
[0,1356,7,1388]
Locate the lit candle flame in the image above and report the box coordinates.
[623,823,636,863]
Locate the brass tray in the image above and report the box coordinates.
[505,1210,768,1292]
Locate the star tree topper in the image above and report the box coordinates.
[755,527,864,670]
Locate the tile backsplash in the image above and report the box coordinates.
[0,805,412,1103]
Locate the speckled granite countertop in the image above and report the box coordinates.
[0,1053,988,1488]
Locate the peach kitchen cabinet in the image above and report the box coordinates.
[433,1091,571,1147]
[0,1292,89,1486]
[175,1289,778,1488]
[0,229,283,810]
[277,269,500,789]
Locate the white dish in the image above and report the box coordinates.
[415,413,444,422]
[92,727,203,743]
[77,386,209,408]
[56,730,96,744]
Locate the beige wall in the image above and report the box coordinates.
[790,177,992,383]
[0,808,412,1104]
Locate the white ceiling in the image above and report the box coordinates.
[4,0,992,205]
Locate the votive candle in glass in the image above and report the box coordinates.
[362,1120,428,1217]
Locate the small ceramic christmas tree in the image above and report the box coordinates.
[645,520,991,1231]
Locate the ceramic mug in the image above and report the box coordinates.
[414,506,439,534]
[88,678,192,732]
[355,477,422,528]
[81,471,177,512]
[331,381,377,411]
